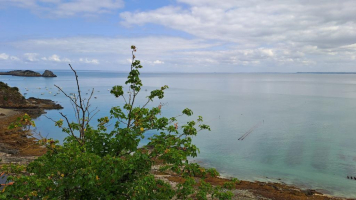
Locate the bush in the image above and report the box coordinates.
[0,46,234,199]
[12,87,19,92]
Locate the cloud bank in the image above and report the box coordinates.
[0,0,124,17]
[119,0,356,71]
[1,0,356,72]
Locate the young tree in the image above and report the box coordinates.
[0,46,235,199]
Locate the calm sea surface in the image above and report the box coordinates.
[1,71,356,198]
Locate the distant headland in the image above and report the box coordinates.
[0,70,57,77]
[297,72,356,74]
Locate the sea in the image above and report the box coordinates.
[1,71,356,198]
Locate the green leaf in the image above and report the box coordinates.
[182,108,193,116]
[110,85,124,97]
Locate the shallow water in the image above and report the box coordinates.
[1,71,356,198]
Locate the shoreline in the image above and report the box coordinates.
[0,96,63,161]
[0,108,46,161]
[152,166,352,200]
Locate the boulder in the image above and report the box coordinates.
[42,70,57,77]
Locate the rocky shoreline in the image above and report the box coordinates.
[0,81,63,159]
[153,169,350,200]
[0,100,62,159]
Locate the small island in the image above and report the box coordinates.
[0,70,57,77]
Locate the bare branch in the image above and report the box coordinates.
[54,65,98,145]
[87,108,100,127]
[59,112,82,145]
[122,94,128,104]
[141,98,151,109]
[55,84,77,106]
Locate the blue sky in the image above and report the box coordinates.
[1,0,356,72]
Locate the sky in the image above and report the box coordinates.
[0,0,356,72]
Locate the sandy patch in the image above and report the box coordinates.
[0,108,19,119]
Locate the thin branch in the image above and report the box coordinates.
[44,115,57,123]
[59,112,82,146]
[85,88,95,112]
[55,84,78,107]
[87,108,100,127]
[122,94,128,104]
[141,98,152,109]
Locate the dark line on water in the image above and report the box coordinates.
[238,120,263,141]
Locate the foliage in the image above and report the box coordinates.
[8,113,35,130]
[223,178,240,190]
[0,164,26,175]
[0,46,235,199]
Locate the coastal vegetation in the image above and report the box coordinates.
[0,46,236,199]
[0,82,25,107]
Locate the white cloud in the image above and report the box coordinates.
[259,49,274,57]
[120,1,356,48]
[0,51,72,65]
[24,53,39,62]
[0,53,9,60]
[48,54,61,62]
[39,54,71,62]
[119,1,356,68]
[153,60,164,64]
[12,36,218,54]
[2,0,356,72]
[0,0,124,17]
[7,35,356,72]
[0,53,20,61]
[79,58,99,64]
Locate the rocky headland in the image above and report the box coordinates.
[0,81,62,161]
[0,70,57,77]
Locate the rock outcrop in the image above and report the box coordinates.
[42,70,57,77]
[0,70,41,77]
[0,81,63,110]
[0,82,27,108]
[0,82,62,165]
[0,70,57,77]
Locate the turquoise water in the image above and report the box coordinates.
[1,71,356,198]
